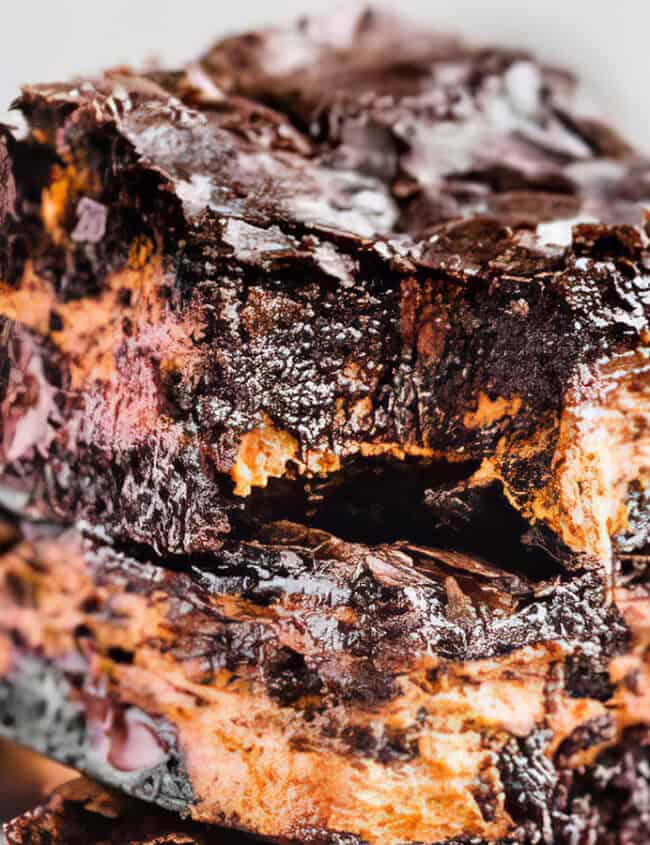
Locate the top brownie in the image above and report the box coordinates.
[0,8,649,568]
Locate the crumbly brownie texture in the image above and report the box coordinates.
[2,777,255,844]
[0,516,648,844]
[1,9,649,571]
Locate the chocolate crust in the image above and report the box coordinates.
[0,10,649,570]
[0,518,647,844]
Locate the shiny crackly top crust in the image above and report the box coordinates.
[0,7,649,567]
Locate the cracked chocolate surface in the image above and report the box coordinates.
[0,9,649,567]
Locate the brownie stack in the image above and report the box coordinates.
[1,8,650,844]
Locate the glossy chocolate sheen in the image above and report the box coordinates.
[0,517,648,844]
[0,9,649,568]
[2,778,256,844]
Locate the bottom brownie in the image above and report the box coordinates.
[2,777,254,844]
[0,518,649,844]
[3,736,649,845]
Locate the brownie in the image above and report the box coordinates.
[0,516,647,844]
[0,9,649,574]
[1,8,650,844]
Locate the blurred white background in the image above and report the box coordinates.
[1,0,648,149]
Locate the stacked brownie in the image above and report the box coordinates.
[1,8,650,844]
